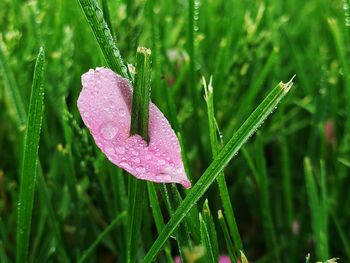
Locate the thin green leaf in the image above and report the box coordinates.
[199,200,218,263]
[16,47,45,263]
[130,47,152,142]
[160,184,192,263]
[77,0,129,78]
[203,76,243,252]
[147,183,173,263]
[0,41,27,128]
[78,211,126,263]
[142,78,294,262]
[218,210,236,262]
[304,157,329,260]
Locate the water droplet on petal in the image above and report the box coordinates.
[105,147,114,154]
[101,123,117,140]
[157,159,166,165]
[136,166,146,173]
[115,146,125,154]
[118,108,126,117]
[120,162,132,170]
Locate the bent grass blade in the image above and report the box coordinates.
[142,78,294,262]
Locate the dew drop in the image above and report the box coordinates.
[101,123,117,140]
[115,146,126,154]
[105,147,114,154]
[120,162,132,170]
[136,166,146,173]
[118,108,126,117]
[157,159,166,165]
[156,173,171,181]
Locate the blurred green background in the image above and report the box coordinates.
[0,0,349,262]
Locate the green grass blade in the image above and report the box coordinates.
[0,41,27,128]
[142,78,294,262]
[127,177,146,263]
[203,76,243,252]
[255,134,280,262]
[130,47,152,142]
[331,209,350,260]
[280,137,294,228]
[199,200,218,263]
[0,43,68,261]
[218,210,236,262]
[77,0,129,78]
[16,47,45,263]
[78,211,126,263]
[304,157,329,260]
[319,160,329,259]
[160,184,192,262]
[147,183,173,263]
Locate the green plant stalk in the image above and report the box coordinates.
[127,47,152,263]
[331,208,350,260]
[160,184,192,262]
[0,41,27,128]
[16,48,45,263]
[280,137,293,228]
[127,177,146,263]
[255,134,280,262]
[203,77,243,252]
[77,0,129,79]
[218,210,236,262]
[147,183,173,263]
[142,79,294,262]
[130,47,152,142]
[319,160,329,259]
[61,99,82,259]
[79,211,126,263]
[200,200,218,263]
[304,157,329,260]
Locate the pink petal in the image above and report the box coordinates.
[174,255,233,263]
[77,67,191,188]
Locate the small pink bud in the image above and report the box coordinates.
[324,120,334,145]
[77,67,191,188]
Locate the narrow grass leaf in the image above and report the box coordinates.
[77,0,129,78]
[142,78,294,262]
[304,157,329,260]
[255,134,280,262]
[16,47,45,263]
[78,211,126,263]
[0,41,27,128]
[199,200,218,263]
[147,183,173,263]
[218,210,236,262]
[203,76,243,252]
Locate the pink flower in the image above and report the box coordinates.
[77,67,190,188]
[324,120,334,145]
